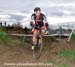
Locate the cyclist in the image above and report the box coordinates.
[30,7,49,50]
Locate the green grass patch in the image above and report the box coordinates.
[59,64,68,67]
[55,64,68,67]
[58,49,75,61]
[0,31,12,45]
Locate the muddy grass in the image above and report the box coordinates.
[0,36,75,67]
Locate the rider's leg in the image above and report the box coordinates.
[32,29,38,46]
[32,30,37,50]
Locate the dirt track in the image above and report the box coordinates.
[0,36,75,67]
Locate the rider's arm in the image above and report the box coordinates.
[30,14,35,28]
[43,15,49,28]
[43,15,49,34]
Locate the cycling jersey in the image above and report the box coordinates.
[31,13,46,28]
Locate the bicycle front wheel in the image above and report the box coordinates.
[33,39,43,59]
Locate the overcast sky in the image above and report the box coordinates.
[0,0,75,27]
